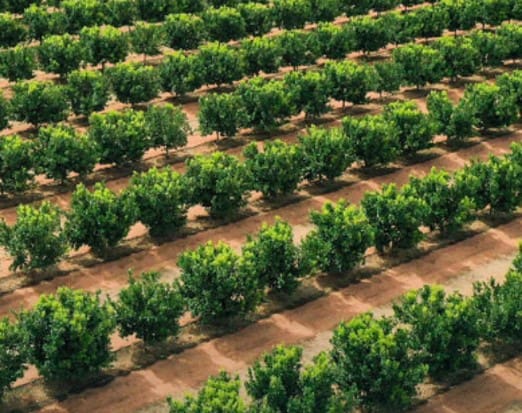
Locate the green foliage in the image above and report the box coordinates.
[284,70,330,119]
[107,62,160,104]
[67,69,110,116]
[406,167,474,234]
[62,0,105,33]
[130,21,164,59]
[324,61,376,107]
[11,81,69,127]
[498,23,522,60]
[38,34,86,77]
[145,104,190,156]
[236,78,292,132]
[469,30,509,68]
[23,6,66,41]
[411,5,449,39]
[177,241,262,322]
[0,13,27,48]
[35,124,98,182]
[65,183,137,256]
[442,0,480,32]
[0,318,26,399]
[242,219,303,294]
[203,6,246,43]
[185,152,249,219]
[103,0,138,26]
[19,287,116,382]
[80,25,129,68]
[342,115,399,167]
[0,46,36,82]
[88,109,150,165]
[309,0,341,22]
[373,61,403,96]
[241,37,282,76]
[238,2,273,36]
[461,82,518,130]
[0,135,34,194]
[383,100,436,156]
[164,13,205,50]
[302,200,373,274]
[273,0,310,29]
[498,71,522,116]
[136,0,175,21]
[393,285,480,380]
[331,313,427,412]
[433,36,480,81]
[277,30,319,69]
[392,44,445,89]
[158,52,200,96]
[314,22,354,59]
[299,126,352,182]
[427,91,474,144]
[0,92,7,131]
[361,183,427,252]
[350,15,389,54]
[168,371,246,413]
[198,93,242,139]
[195,42,244,87]
[127,167,188,237]
[114,271,184,344]
[0,202,67,271]
[244,140,302,199]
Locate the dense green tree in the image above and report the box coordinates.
[177,241,262,322]
[241,37,282,76]
[309,0,341,22]
[38,34,86,78]
[277,30,319,69]
[185,152,249,219]
[331,313,427,412]
[373,61,403,97]
[411,5,449,39]
[195,42,244,87]
[0,318,26,399]
[62,0,105,33]
[198,93,242,139]
[66,182,137,256]
[314,22,354,60]
[244,140,302,199]
[35,124,98,182]
[469,31,509,68]
[302,200,373,274]
[23,5,66,41]
[242,219,303,294]
[103,0,138,26]
[19,287,116,382]
[350,16,389,54]
[164,13,205,50]
[433,36,480,81]
[80,25,129,69]
[237,2,273,36]
[497,23,522,61]
[284,70,330,119]
[273,0,311,29]
[324,61,376,108]
[67,69,110,116]
[114,271,184,344]
[392,44,445,89]
[362,183,427,252]
[135,0,175,21]
[127,167,189,237]
[0,46,36,82]
[145,104,190,156]
[0,135,34,194]
[108,62,160,104]
[341,0,372,16]
[130,21,164,61]
[498,71,522,116]
[0,13,27,48]
[0,202,67,271]
[299,126,352,182]
[203,6,246,43]
[394,285,480,380]
[11,81,69,127]
[158,52,201,96]
[442,0,480,33]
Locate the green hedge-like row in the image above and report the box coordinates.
[0,145,520,399]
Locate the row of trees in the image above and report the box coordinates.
[168,253,522,413]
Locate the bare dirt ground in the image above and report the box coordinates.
[29,218,522,413]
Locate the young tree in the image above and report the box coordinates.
[0,202,67,272]
[244,140,303,199]
[113,271,184,344]
[65,183,137,257]
[237,2,273,36]
[0,135,34,195]
[236,78,293,132]
[242,219,304,294]
[324,61,376,108]
[38,34,86,78]
[241,37,282,76]
[158,52,201,97]
[10,81,69,127]
[284,70,330,120]
[185,152,249,219]
[461,83,518,130]
[392,44,445,89]
[299,126,352,182]
[177,241,262,322]
[19,287,116,382]
[164,13,206,50]
[331,313,427,412]
[0,13,27,48]
[198,93,242,139]
[107,62,160,105]
[194,42,244,87]
[373,61,403,97]
[80,25,129,70]
[168,372,246,413]
[393,285,480,380]
[67,69,110,116]
[277,30,319,70]
[35,124,98,183]
[203,6,246,43]
[0,46,36,82]
[433,36,480,82]
[145,104,190,156]
[361,183,427,252]
[0,318,26,399]
[88,109,150,165]
[130,21,164,62]
[127,167,189,237]
[61,0,105,33]
[342,114,399,167]
[273,0,311,29]
[383,100,436,156]
[301,200,373,274]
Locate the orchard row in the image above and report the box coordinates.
[1,165,521,404]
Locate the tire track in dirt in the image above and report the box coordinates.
[35,215,522,413]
